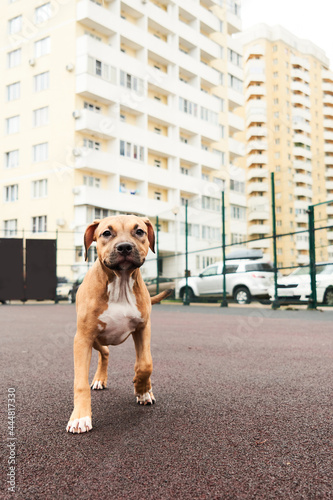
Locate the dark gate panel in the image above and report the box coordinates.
[0,238,24,300]
[25,239,57,300]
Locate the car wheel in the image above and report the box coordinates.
[181,287,195,302]
[68,292,74,304]
[324,287,333,306]
[234,287,251,305]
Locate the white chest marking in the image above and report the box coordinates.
[97,276,142,346]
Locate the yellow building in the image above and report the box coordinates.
[1,0,245,281]
[238,24,333,269]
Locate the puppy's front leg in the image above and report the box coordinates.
[132,321,155,405]
[66,333,93,433]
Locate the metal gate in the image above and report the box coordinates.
[0,238,56,302]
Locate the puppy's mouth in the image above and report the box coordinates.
[103,251,144,271]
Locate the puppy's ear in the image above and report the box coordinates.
[141,217,155,253]
[84,219,100,261]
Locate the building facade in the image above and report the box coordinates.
[238,25,333,270]
[1,0,245,280]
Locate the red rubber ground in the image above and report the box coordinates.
[1,304,332,499]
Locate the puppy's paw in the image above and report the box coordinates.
[136,389,156,406]
[66,416,92,434]
[91,380,106,390]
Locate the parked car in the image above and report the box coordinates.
[268,263,333,305]
[144,277,175,297]
[176,258,275,304]
[56,277,73,301]
[68,273,86,303]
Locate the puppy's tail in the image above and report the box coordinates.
[151,289,174,305]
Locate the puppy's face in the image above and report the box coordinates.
[84,215,155,271]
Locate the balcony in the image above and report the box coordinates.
[296,240,309,251]
[248,209,270,221]
[291,94,310,107]
[247,168,269,181]
[324,105,333,118]
[228,112,244,133]
[325,155,333,166]
[248,239,270,249]
[229,138,244,157]
[325,168,333,178]
[245,86,266,100]
[246,140,268,154]
[246,126,267,140]
[324,118,333,129]
[246,154,268,167]
[76,73,119,105]
[292,108,311,122]
[291,55,310,70]
[325,181,333,190]
[323,94,333,105]
[324,131,333,141]
[74,109,117,139]
[179,143,220,170]
[293,147,312,160]
[77,0,118,36]
[248,224,270,235]
[247,182,269,194]
[322,82,333,93]
[295,213,308,224]
[244,45,265,61]
[324,143,333,154]
[294,186,313,198]
[293,134,312,147]
[294,173,312,185]
[296,254,309,265]
[291,68,310,83]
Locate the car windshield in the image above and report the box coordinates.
[290,267,310,276]
[316,264,333,275]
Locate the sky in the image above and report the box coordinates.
[241,0,333,67]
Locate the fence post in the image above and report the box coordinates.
[307,205,317,309]
[55,229,59,304]
[271,172,280,309]
[220,190,228,307]
[156,216,160,296]
[183,200,190,305]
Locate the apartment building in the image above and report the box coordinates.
[237,25,333,270]
[1,0,245,280]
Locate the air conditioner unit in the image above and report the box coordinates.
[72,110,81,119]
[72,148,81,157]
[72,187,81,195]
[66,63,74,72]
[56,218,65,227]
[29,58,36,66]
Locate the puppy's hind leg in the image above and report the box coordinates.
[91,339,109,390]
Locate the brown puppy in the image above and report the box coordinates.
[66,215,170,433]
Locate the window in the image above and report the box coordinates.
[231,205,246,220]
[34,37,51,57]
[154,191,162,201]
[8,16,22,34]
[180,223,200,238]
[83,176,100,188]
[231,233,245,244]
[4,220,17,237]
[179,97,197,117]
[181,167,189,175]
[88,57,116,84]
[32,179,48,198]
[230,179,245,193]
[32,216,47,233]
[7,82,20,101]
[4,184,18,202]
[200,107,218,125]
[34,72,50,92]
[84,102,101,113]
[35,3,52,23]
[180,136,188,144]
[33,143,48,162]
[202,226,220,240]
[7,49,21,68]
[202,196,220,212]
[228,48,242,67]
[5,150,19,169]
[154,127,161,134]
[119,140,144,161]
[228,74,242,93]
[154,159,161,168]
[84,30,102,42]
[83,139,100,150]
[33,107,49,127]
[6,116,20,134]
[120,70,143,95]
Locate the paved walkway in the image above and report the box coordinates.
[1,304,332,499]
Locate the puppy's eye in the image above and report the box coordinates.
[102,230,112,237]
[136,229,145,237]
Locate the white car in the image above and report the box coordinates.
[268,263,333,305]
[176,258,275,304]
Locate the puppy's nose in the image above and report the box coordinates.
[116,242,133,255]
